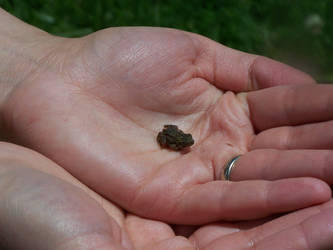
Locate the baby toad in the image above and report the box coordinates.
[157,125,194,151]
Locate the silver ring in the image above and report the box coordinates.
[224,155,242,181]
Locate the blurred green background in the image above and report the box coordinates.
[1,0,332,82]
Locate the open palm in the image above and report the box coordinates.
[3,27,332,224]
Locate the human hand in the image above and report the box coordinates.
[1,142,333,250]
[1,12,330,224]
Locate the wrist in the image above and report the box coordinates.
[0,8,64,107]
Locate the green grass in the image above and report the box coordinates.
[1,0,332,82]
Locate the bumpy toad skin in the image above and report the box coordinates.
[157,125,194,151]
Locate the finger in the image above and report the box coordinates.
[174,178,330,224]
[242,200,333,242]
[191,200,333,249]
[125,215,195,250]
[191,33,315,92]
[252,208,333,250]
[230,149,333,184]
[189,217,279,249]
[251,120,333,150]
[247,84,333,131]
[203,200,333,250]
[189,222,243,249]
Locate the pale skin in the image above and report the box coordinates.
[1,142,333,250]
[0,7,333,245]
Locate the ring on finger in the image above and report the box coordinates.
[223,155,242,181]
